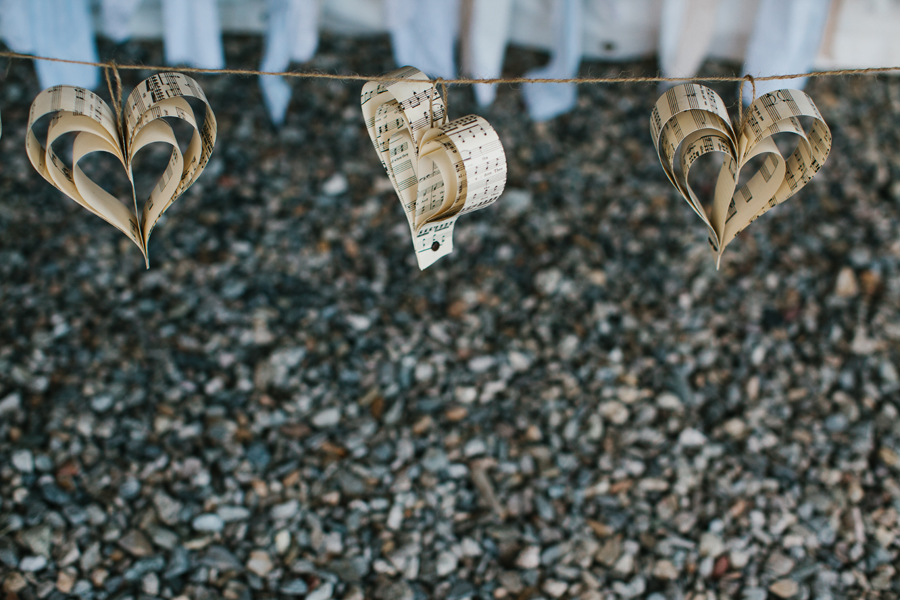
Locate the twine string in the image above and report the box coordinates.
[428,78,450,128]
[1,49,898,86]
[439,78,449,125]
[429,78,437,128]
[104,61,125,143]
[736,73,757,130]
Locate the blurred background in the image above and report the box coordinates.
[1,1,900,599]
[5,0,900,122]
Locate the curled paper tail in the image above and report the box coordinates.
[415,230,454,270]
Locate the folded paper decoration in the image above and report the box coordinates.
[361,66,507,269]
[650,83,831,267]
[26,72,217,266]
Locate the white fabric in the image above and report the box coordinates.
[260,0,320,124]
[100,0,142,43]
[0,0,99,89]
[741,0,833,102]
[462,0,514,107]
[0,0,857,122]
[659,0,721,80]
[522,0,583,122]
[161,0,225,69]
[386,0,459,80]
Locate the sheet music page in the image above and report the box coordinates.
[651,83,830,266]
[26,73,217,266]
[362,67,506,270]
[123,73,218,248]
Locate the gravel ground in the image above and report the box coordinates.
[1,33,900,600]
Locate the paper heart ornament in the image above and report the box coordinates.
[27,73,217,266]
[651,83,831,267]
[361,67,507,269]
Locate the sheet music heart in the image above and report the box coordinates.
[650,83,831,267]
[26,73,217,267]
[361,67,507,270]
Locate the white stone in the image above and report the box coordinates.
[455,387,478,404]
[751,345,766,366]
[271,500,300,520]
[508,351,532,372]
[192,514,224,532]
[346,314,371,331]
[724,418,746,438]
[468,356,495,373]
[387,503,404,530]
[91,394,114,412]
[699,533,724,557]
[599,401,629,425]
[275,530,292,554]
[323,532,343,554]
[306,582,334,600]
[542,579,568,598]
[769,579,799,598]
[678,428,708,447]
[515,546,540,569]
[19,555,48,572]
[559,335,579,358]
[653,560,678,580]
[463,439,487,457]
[247,550,274,576]
[638,478,669,492]
[322,173,348,196]
[0,392,22,415]
[501,189,532,216]
[729,549,750,568]
[461,537,482,557]
[142,573,160,596]
[217,506,250,522]
[312,407,341,428]
[415,362,434,382]
[436,551,458,576]
[614,553,634,575]
[656,392,682,411]
[12,449,34,473]
[834,267,858,298]
[535,268,563,295]
[480,380,506,403]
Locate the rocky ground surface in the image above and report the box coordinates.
[1,33,899,600]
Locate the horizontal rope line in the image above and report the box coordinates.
[1,49,899,85]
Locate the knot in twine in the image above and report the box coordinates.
[104,61,125,148]
[736,73,757,131]
[429,77,450,128]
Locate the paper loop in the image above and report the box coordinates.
[650,83,831,265]
[26,73,218,266]
[361,67,507,269]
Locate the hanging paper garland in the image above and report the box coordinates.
[361,66,507,270]
[650,83,831,267]
[26,72,217,267]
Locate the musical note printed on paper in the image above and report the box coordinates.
[650,83,831,268]
[362,66,507,269]
[26,73,217,267]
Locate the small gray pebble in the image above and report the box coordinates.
[12,449,34,473]
[280,580,310,596]
[192,513,225,532]
[201,546,243,572]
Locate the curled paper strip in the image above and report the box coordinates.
[361,66,507,270]
[26,72,217,266]
[650,83,831,267]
